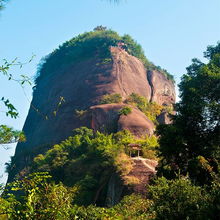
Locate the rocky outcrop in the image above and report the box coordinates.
[8,46,175,183]
[110,47,152,100]
[117,107,154,137]
[147,70,175,106]
[90,103,155,137]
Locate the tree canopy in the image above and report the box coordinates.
[157,42,220,185]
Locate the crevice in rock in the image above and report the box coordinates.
[146,70,154,102]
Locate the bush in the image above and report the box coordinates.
[100,93,122,104]
[148,177,210,220]
[114,152,134,176]
[2,172,74,220]
[125,93,163,123]
[113,194,154,219]
[118,106,132,115]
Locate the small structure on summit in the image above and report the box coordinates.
[128,143,142,158]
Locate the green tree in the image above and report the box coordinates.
[0,125,25,145]
[157,43,220,184]
[1,172,74,219]
[0,58,33,146]
[148,177,210,220]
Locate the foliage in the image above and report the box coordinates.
[1,173,219,219]
[114,152,133,176]
[1,97,18,119]
[125,93,163,123]
[118,106,132,115]
[35,29,173,86]
[31,127,159,206]
[138,135,159,159]
[74,109,88,119]
[1,172,74,220]
[157,43,220,185]
[69,194,153,220]
[93,25,107,31]
[0,58,33,119]
[0,57,34,147]
[100,93,122,104]
[0,125,25,145]
[148,176,210,220]
[112,194,154,219]
[32,127,136,205]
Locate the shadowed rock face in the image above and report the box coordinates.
[8,47,175,182]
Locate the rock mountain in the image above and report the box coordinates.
[7,31,175,193]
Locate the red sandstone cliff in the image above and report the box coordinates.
[8,47,175,183]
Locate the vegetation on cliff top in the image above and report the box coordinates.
[35,28,174,86]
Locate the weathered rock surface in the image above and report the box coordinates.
[8,47,175,183]
[90,103,155,137]
[110,47,152,100]
[147,70,175,106]
[117,107,155,137]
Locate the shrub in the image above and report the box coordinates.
[114,152,133,176]
[100,93,122,104]
[148,177,210,220]
[31,127,137,206]
[113,194,154,219]
[2,172,74,220]
[118,106,132,115]
[75,109,88,119]
[123,175,140,185]
[125,93,163,123]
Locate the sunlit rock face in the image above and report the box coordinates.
[8,46,175,183]
[147,70,176,106]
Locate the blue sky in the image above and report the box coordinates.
[0,0,220,183]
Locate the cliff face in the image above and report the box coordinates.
[147,70,176,106]
[8,47,175,183]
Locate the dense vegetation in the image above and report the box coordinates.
[1,172,219,219]
[35,28,174,86]
[157,43,220,186]
[100,93,122,104]
[30,127,158,205]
